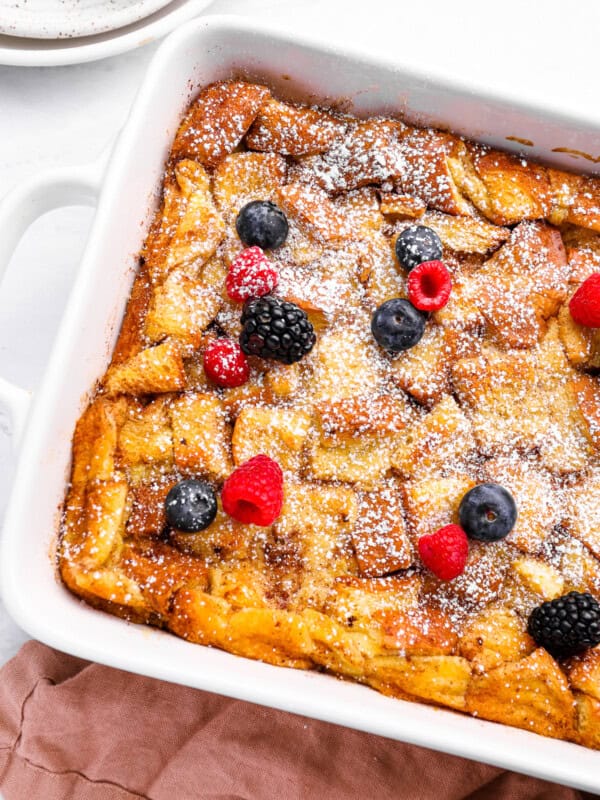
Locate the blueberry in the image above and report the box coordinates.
[458,483,517,542]
[165,479,217,533]
[395,225,443,272]
[371,298,426,353]
[236,200,289,249]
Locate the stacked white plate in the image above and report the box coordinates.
[0,0,212,65]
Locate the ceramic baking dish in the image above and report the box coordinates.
[1,15,600,792]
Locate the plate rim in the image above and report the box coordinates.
[0,0,211,66]
[0,0,175,40]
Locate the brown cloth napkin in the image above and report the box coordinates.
[0,641,596,800]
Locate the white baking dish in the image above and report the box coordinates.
[1,15,599,791]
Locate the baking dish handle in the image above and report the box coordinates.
[0,156,106,450]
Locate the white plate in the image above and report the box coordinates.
[0,0,211,65]
[0,0,175,39]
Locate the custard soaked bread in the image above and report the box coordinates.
[60,80,600,748]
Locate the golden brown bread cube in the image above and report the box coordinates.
[169,160,226,270]
[351,485,412,577]
[427,541,512,609]
[316,393,411,446]
[564,469,600,560]
[566,647,600,702]
[399,129,473,216]
[392,395,476,478]
[112,268,152,364]
[456,144,553,226]
[451,336,590,471]
[401,472,475,540]
[474,221,569,349]
[118,398,174,467]
[169,588,313,669]
[145,270,221,347]
[171,81,270,167]
[571,373,600,450]
[459,606,534,672]
[380,605,458,656]
[334,187,385,239]
[104,340,186,397]
[277,181,349,242]
[120,540,209,617]
[308,435,394,490]
[245,97,346,156]
[413,210,510,254]
[77,476,129,568]
[549,169,600,232]
[312,328,383,401]
[169,393,232,479]
[143,161,226,286]
[466,648,576,740]
[172,503,260,563]
[379,193,426,220]
[325,574,422,633]
[575,692,600,748]
[482,455,561,554]
[300,119,404,193]
[70,397,129,489]
[303,609,375,678]
[232,405,312,471]
[391,325,478,406]
[558,301,600,369]
[368,654,471,711]
[209,563,270,610]
[511,557,565,600]
[212,151,287,221]
[126,479,175,538]
[356,231,406,308]
[275,482,358,579]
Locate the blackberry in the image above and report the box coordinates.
[240,295,316,364]
[528,591,600,659]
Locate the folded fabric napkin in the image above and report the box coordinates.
[0,641,594,800]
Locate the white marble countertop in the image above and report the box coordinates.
[1,0,600,667]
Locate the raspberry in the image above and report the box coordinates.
[418,524,469,581]
[221,454,284,526]
[569,273,600,327]
[203,339,249,387]
[407,260,452,312]
[226,246,278,302]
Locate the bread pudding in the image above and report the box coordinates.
[59,80,600,749]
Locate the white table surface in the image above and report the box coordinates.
[1,0,600,668]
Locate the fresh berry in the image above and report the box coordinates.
[165,479,217,532]
[407,260,452,311]
[226,246,279,302]
[221,454,283,526]
[240,295,316,364]
[569,273,600,327]
[418,524,469,581]
[459,483,517,542]
[371,298,426,352]
[236,200,289,250]
[203,339,250,388]
[395,225,443,272]
[528,591,600,659]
